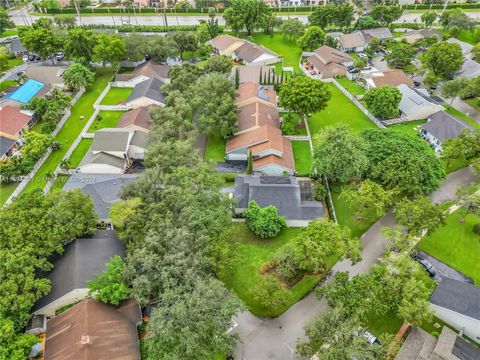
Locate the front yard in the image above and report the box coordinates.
[100,87,133,105]
[292,140,312,174]
[0,182,18,206]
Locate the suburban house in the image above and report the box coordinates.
[365,69,414,89]
[0,105,35,159]
[400,29,443,44]
[208,34,247,56]
[33,230,125,317]
[114,61,170,87]
[78,128,149,174]
[397,84,444,121]
[44,298,142,360]
[117,106,153,133]
[5,37,27,56]
[25,65,68,89]
[429,278,480,344]
[447,38,473,60]
[125,77,166,109]
[0,136,16,160]
[455,59,480,79]
[395,326,480,360]
[0,79,48,108]
[231,65,276,84]
[226,83,295,175]
[420,111,473,153]
[305,45,354,79]
[233,175,324,226]
[338,31,368,53]
[63,173,137,222]
[361,27,394,42]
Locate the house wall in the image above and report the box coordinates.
[127,97,164,110]
[249,54,281,67]
[421,129,442,153]
[78,163,124,174]
[253,148,283,158]
[430,304,480,343]
[341,46,366,53]
[128,145,146,160]
[112,76,149,88]
[33,288,89,317]
[255,163,294,176]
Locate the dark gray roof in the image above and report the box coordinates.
[34,230,125,312]
[130,130,149,149]
[422,111,473,142]
[430,278,480,321]
[127,77,165,104]
[234,175,324,221]
[362,27,393,40]
[452,335,480,360]
[63,173,137,219]
[10,37,26,53]
[92,128,131,153]
[0,135,16,157]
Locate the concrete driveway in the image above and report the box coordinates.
[416,251,474,284]
[233,167,478,360]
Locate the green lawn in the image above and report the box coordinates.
[1,29,18,37]
[204,134,225,162]
[308,83,376,135]
[0,80,17,92]
[68,138,93,168]
[100,87,133,105]
[7,58,23,69]
[87,111,125,132]
[336,77,366,96]
[292,141,312,174]
[440,29,477,45]
[417,208,480,285]
[364,311,404,337]
[221,223,334,317]
[0,182,18,206]
[443,105,479,129]
[465,98,480,113]
[50,174,71,192]
[22,69,114,193]
[388,120,426,138]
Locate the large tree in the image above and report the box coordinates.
[364,86,402,119]
[244,201,287,239]
[279,77,331,123]
[297,26,326,51]
[148,35,179,64]
[370,6,404,26]
[92,33,126,67]
[280,18,304,40]
[308,5,336,29]
[0,8,15,36]
[167,31,198,60]
[421,11,437,29]
[63,62,95,92]
[441,77,471,105]
[124,33,148,62]
[87,256,129,306]
[424,41,463,78]
[64,28,97,63]
[20,26,63,64]
[355,16,380,30]
[223,0,272,35]
[440,9,475,37]
[384,42,416,69]
[313,124,369,183]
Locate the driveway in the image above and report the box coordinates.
[416,251,474,284]
[233,167,478,360]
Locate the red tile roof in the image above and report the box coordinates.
[0,106,32,138]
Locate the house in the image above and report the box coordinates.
[397,84,444,121]
[235,81,277,108]
[6,37,27,56]
[114,61,170,87]
[25,65,68,89]
[126,77,166,109]
[208,34,246,56]
[33,230,125,317]
[421,111,473,153]
[233,175,324,226]
[0,79,46,108]
[455,59,480,79]
[338,31,368,53]
[306,45,354,79]
[63,173,137,222]
[44,299,141,360]
[230,65,276,84]
[0,136,17,160]
[0,105,35,139]
[117,106,153,133]
[400,29,443,44]
[362,27,394,42]
[78,128,149,174]
[233,41,280,66]
[447,38,473,60]
[429,278,480,344]
[365,69,414,89]
[395,326,480,360]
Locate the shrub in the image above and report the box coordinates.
[314,182,327,201]
[473,223,480,235]
[281,120,296,135]
[275,243,301,281]
[244,200,287,239]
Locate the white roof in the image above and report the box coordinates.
[397,84,444,121]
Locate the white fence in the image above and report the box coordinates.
[98,104,128,111]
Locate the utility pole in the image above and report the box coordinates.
[73,0,82,26]
[163,0,168,29]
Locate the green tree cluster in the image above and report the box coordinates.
[384,42,416,69]
[244,200,287,238]
[439,9,475,37]
[0,8,15,36]
[297,26,326,51]
[308,4,354,30]
[424,41,464,78]
[370,6,404,26]
[25,88,71,133]
[224,0,272,35]
[280,18,304,40]
[63,62,95,92]
[364,86,402,119]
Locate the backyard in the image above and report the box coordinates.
[87,111,125,132]
[204,134,225,162]
[292,140,312,174]
[22,69,114,193]
[0,182,18,206]
[68,138,93,168]
[100,87,133,105]
[336,77,366,96]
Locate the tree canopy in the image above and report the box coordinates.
[223,0,272,35]
[424,41,463,78]
[297,26,326,51]
[63,62,95,92]
[370,6,404,26]
[364,86,402,119]
[384,42,416,69]
[244,201,287,238]
[87,256,129,306]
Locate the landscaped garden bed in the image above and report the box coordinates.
[100,87,133,105]
[280,112,308,136]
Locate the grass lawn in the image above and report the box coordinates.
[292,141,312,174]
[440,29,477,45]
[443,105,479,129]
[308,83,376,135]
[0,182,18,206]
[100,87,133,105]
[7,58,23,69]
[1,29,18,37]
[22,70,114,193]
[336,76,366,96]
[221,223,336,317]
[0,79,17,92]
[388,120,426,138]
[50,174,71,192]
[417,208,480,285]
[204,134,225,162]
[364,312,404,337]
[68,138,93,168]
[87,111,125,132]
[465,98,480,112]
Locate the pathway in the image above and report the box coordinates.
[233,166,478,360]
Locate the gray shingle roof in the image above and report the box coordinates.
[92,128,131,152]
[362,27,393,40]
[457,59,480,79]
[234,175,324,221]
[33,230,126,312]
[0,136,16,157]
[63,173,137,219]
[128,77,165,104]
[430,278,480,321]
[9,37,26,53]
[422,111,473,142]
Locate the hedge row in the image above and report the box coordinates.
[82,24,225,32]
[402,3,480,10]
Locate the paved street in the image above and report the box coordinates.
[233,166,478,360]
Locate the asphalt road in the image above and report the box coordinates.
[233,166,478,360]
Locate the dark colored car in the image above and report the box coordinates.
[413,80,421,87]
[34,55,41,61]
[145,54,152,60]
[28,54,36,62]
[412,254,437,277]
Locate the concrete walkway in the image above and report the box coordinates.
[233,166,478,360]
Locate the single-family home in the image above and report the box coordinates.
[306,45,354,79]
[233,175,324,226]
[63,173,137,222]
[429,278,480,344]
[447,38,473,60]
[400,29,443,44]
[455,59,480,79]
[114,61,170,87]
[0,136,17,160]
[208,35,246,57]
[6,37,27,56]
[397,84,444,121]
[421,111,473,152]
[125,77,166,109]
[44,298,142,360]
[365,69,414,89]
[362,27,394,43]
[78,128,149,174]
[25,65,68,89]
[233,41,280,66]
[395,326,480,360]
[0,79,47,108]
[33,230,126,317]
[338,31,368,53]
[117,106,153,133]
[0,105,35,159]
[230,65,275,84]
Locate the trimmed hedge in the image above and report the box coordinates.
[81,24,225,32]
[402,3,480,10]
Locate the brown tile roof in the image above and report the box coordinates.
[237,101,280,133]
[234,42,276,63]
[236,83,276,106]
[44,299,140,360]
[249,125,284,155]
[308,55,348,78]
[210,34,244,51]
[371,69,414,88]
[116,61,170,81]
[117,106,152,132]
[253,137,295,172]
[339,32,367,49]
[313,45,353,65]
[226,125,280,153]
[0,105,32,138]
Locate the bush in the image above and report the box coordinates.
[275,243,301,281]
[244,200,287,239]
[314,182,327,201]
[473,223,480,235]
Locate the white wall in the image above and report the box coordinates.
[34,288,89,317]
[430,304,480,344]
[250,54,281,67]
[255,163,293,176]
[128,145,146,160]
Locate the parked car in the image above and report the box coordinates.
[358,53,369,59]
[28,54,36,62]
[22,55,28,62]
[412,253,437,277]
[55,52,64,61]
[34,55,41,61]
[144,54,152,60]
[413,80,421,87]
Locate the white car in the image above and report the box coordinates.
[22,55,28,62]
